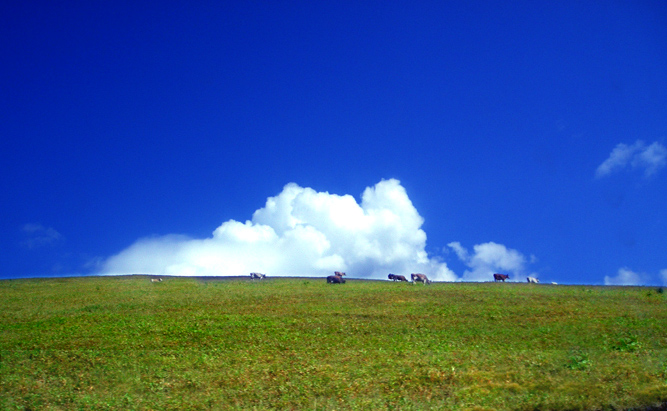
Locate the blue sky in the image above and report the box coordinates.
[2,1,666,285]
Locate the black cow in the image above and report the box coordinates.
[493,273,509,282]
[388,274,397,281]
[250,272,266,280]
[411,273,430,284]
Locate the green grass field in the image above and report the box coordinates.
[1,276,666,410]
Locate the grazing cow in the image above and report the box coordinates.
[250,272,266,280]
[327,275,346,284]
[388,274,408,282]
[527,276,539,284]
[493,273,510,282]
[151,278,162,283]
[411,273,430,285]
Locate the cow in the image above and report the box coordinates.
[527,276,539,284]
[411,273,430,285]
[394,275,408,282]
[250,272,266,280]
[327,275,346,284]
[388,273,396,281]
[327,271,346,284]
[150,278,162,283]
[493,273,509,282]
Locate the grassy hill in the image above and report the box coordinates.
[1,276,666,410]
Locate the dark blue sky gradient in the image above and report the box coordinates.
[2,1,666,283]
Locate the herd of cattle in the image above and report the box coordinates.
[149,273,545,283]
[149,273,542,283]
[245,272,542,284]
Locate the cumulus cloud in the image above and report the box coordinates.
[604,268,644,286]
[20,223,63,249]
[596,140,667,178]
[100,179,457,280]
[447,241,532,282]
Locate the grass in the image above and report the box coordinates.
[1,276,666,410]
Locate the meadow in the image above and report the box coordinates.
[1,275,666,410]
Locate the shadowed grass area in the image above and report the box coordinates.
[1,276,666,410]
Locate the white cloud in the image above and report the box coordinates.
[447,241,469,262]
[100,179,457,280]
[633,142,667,176]
[604,268,667,286]
[596,142,637,177]
[447,241,531,282]
[20,223,63,249]
[596,140,667,178]
[604,268,644,286]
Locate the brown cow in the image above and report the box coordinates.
[493,273,509,282]
[327,271,346,284]
[327,275,346,284]
[411,273,430,285]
